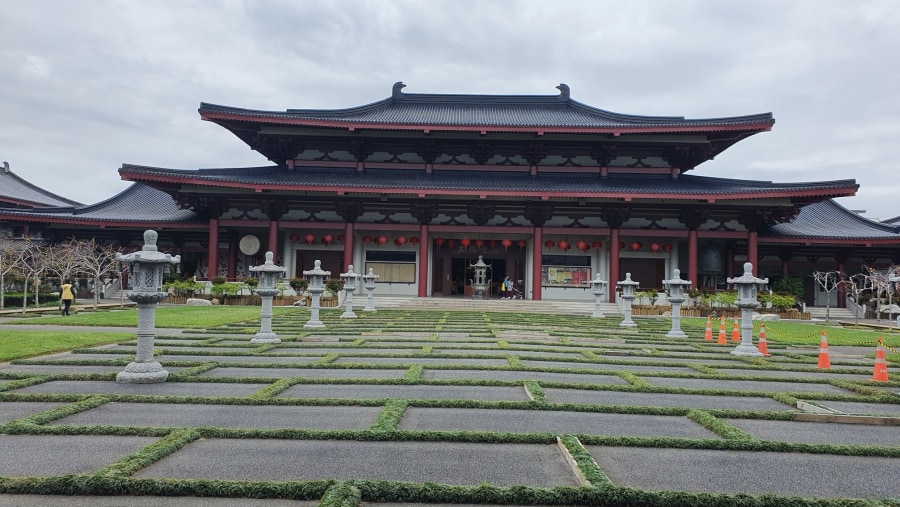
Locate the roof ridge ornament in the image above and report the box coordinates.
[2,161,8,173]
[392,81,407,99]
[556,83,570,101]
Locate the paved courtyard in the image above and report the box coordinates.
[1,307,899,506]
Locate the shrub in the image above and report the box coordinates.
[289,277,309,293]
[325,279,344,296]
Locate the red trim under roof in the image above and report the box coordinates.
[200,111,774,136]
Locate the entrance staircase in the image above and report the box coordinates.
[806,306,856,321]
[393,297,621,316]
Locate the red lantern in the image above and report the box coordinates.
[544,240,555,249]
[662,243,673,252]
[305,234,315,245]
[434,237,445,247]
[409,236,420,244]
[337,234,345,243]
[322,234,334,246]
[394,236,407,247]
[446,239,457,249]
[517,239,527,249]
[474,239,484,249]
[376,235,388,246]
[576,240,589,253]
[289,233,300,242]
[501,239,513,251]
[558,240,571,252]
[362,235,373,245]
[460,238,472,248]
[650,242,660,253]
[630,241,642,252]
[591,241,603,250]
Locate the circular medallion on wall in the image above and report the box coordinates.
[239,235,261,256]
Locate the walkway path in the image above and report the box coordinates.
[1,307,898,506]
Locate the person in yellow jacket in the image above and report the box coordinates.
[59,280,76,316]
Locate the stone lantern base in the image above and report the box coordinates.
[730,344,763,357]
[116,361,169,384]
[251,333,281,344]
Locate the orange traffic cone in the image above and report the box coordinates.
[717,317,727,345]
[758,324,771,357]
[704,316,713,341]
[872,338,889,382]
[816,330,830,369]
[731,318,740,342]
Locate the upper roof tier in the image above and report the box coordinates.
[200,82,775,134]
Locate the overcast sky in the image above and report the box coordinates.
[2,0,898,220]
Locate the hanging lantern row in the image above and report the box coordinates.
[433,237,527,251]
[288,233,348,245]
[544,240,603,252]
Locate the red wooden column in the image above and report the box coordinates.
[227,230,237,279]
[207,218,219,279]
[532,227,543,301]
[747,231,758,275]
[343,223,354,272]
[268,220,278,263]
[418,224,429,297]
[688,229,698,288]
[609,228,620,303]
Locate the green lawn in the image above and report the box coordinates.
[0,330,132,362]
[10,305,302,329]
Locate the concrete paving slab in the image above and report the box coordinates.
[332,357,508,366]
[712,368,872,381]
[0,402,67,423]
[543,388,793,411]
[267,347,424,355]
[421,369,627,385]
[50,402,381,430]
[726,418,900,445]
[156,354,321,365]
[278,384,530,402]
[134,439,580,487]
[588,445,900,499]
[200,367,407,379]
[817,401,900,416]
[435,349,583,359]
[599,355,744,366]
[12,380,265,397]
[521,360,695,374]
[642,377,855,395]
[0,495,316,507]
[362,341,496,348]
[106,346,264,354]
[399,407,718,439]
[20,353,132,362]
[0,435,158,476]
[0,365,186,375]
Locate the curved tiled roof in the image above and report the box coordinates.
[119,164,857,201]
[0,183,200,224]
[199,83,774,131]
[764,199,900,240]
[0,164,81,208]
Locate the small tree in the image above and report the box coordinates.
[812,271,843,323]
[864,265,900,329]
[0,238,29,310]
[843,272,868,326]
[76,239,120,310]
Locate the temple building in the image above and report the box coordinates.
[2,83,899,306]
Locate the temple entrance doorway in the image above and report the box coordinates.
[619,258,666,291]
[295,250,343,280]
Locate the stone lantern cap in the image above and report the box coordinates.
[663,268,692,290]
[470,256,489,269]
[617,272,640,287]
[362,268,379,281]
[303,259,331,278]
[249,251,286,275]
[590,274,608,286]
[726,262,768,287]
[116,230,181,265]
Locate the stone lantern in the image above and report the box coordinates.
[249,251,285,343]
[339,264,360,319]
[470,255,490,299]
[589,274,608,318]
[727,262,768,356]
[617,272,640,328]
[662,268,692,338]
[362,268,379,312]
[115,230,180,384]
[303,260,330,329]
